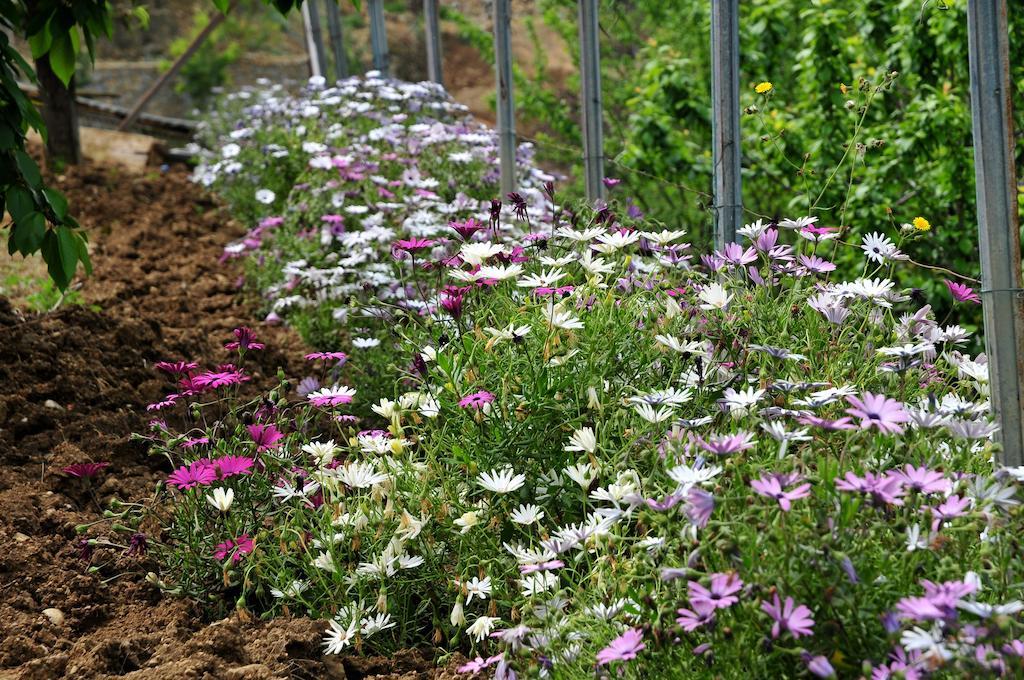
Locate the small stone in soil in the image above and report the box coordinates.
[42,608,65,626]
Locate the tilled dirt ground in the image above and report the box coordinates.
[0,165,456,679]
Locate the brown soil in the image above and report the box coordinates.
[0,165,458,679]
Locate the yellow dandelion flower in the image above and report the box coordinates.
[912,216,931,231]
[755,81,774,94]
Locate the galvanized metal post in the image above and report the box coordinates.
[424,0,443,85]
[710,0,741,249]
[301,0,327,79]
[577,0,604,202]
[368,0,390,74]
[966,0,1024,466]
[324,0,349,80]
[493,0,516,196]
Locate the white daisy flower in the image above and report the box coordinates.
[322,618,357,654]
[564,427,597,454]
[544,302,584,331]
[335,461,389,488]
[478,468,527,494]
[510,503,545,525]
[520,572,559,597]
[563,462,597,489]
[698,282,732,311]
[463,576,492,603]
[360,612,395,636]
[467,616,500,641]
[302,439,338,467]
[206,487,234,512]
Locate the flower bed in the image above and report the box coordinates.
[152,76,1024,678]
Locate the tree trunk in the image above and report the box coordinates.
[34,52,81,167]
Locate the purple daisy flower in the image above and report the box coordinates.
[697,431,757,456]
[895,465,951,495]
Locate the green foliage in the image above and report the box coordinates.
[462,0,1021,325]
[165,9,242,106]
[0,0,311,292]
[0,2,99,291]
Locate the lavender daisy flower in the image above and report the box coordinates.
[676,601,716,632]
[688,572,743,610]
[595,628,645,666]
[845,392,910,434]
[685,487,715,527]
[697,431,757,455]
[751,474,811,511]
[761,593,815,639]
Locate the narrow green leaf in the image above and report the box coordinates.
[6,185,34,220]
[48,32,76,87]
[72,230,92,276]
[15,149,42,188]
[69,25,81,55]
[40,229,69,290]
[0,121,17,149]
[212,0,231,12]
[14,211,46,255]
[56,225,78,283]
[42,187,68,220]
[27,21,53,59]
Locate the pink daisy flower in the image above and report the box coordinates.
[154,361,199,376]
[62,462,110,478]
[944,279,981,304]
[167,461,216,490]
[458,391,495,409]
[213,534,254,564]
[247,424,284,451]
[211,455,255,479]
[224,327,265,351]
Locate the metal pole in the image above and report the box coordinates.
[493,0,516,196]
[424,0,444,85]
[710,0,741,249]
[116,0,236,131]
[301,0,327,79]
[368,0,390,74]
[966,0,1024,466]
[324,0,349,80]
[577,0,604,202]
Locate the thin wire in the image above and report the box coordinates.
[980,288,1024,295]
[519,135,981,285]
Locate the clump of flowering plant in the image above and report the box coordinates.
[142,196,1024,677]
[157,77,1024,677]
